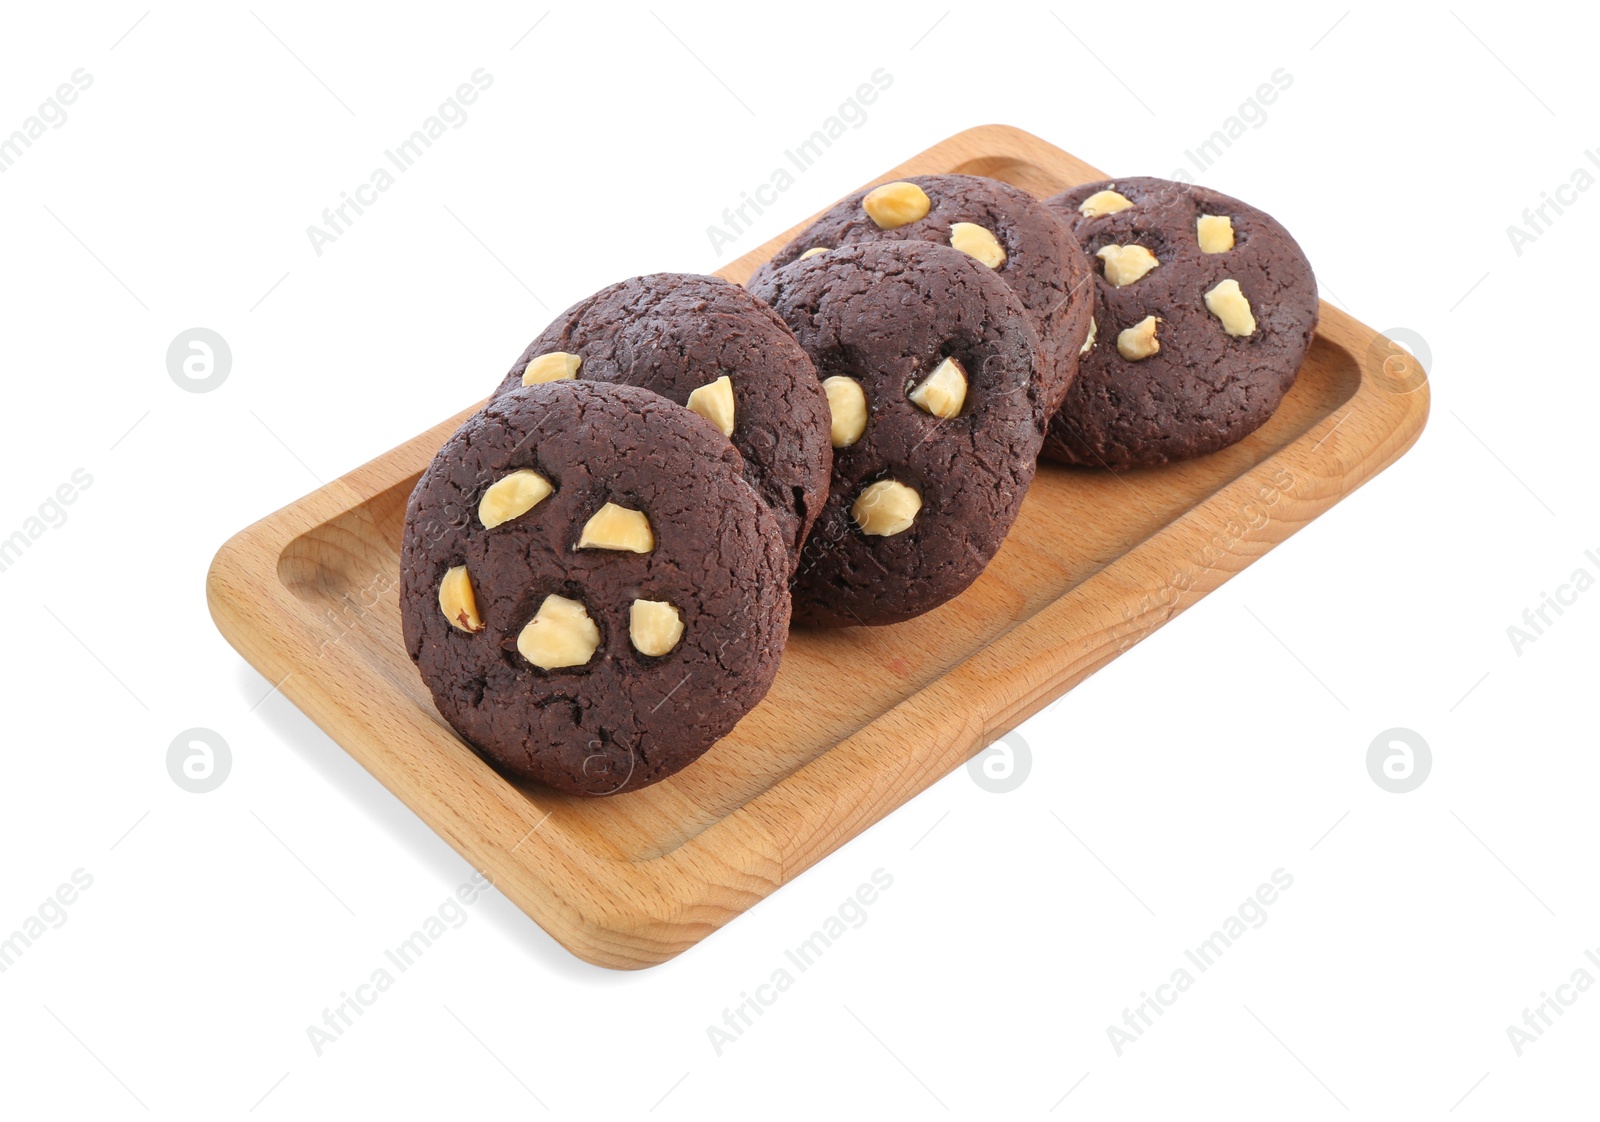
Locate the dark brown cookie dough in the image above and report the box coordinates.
[400,380,791,796]
[1041,176,1319,469]
[747,173,1093,417]
[749,241,1043,628]
[492,273,831,565]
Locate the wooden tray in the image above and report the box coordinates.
[207,125,1429,969]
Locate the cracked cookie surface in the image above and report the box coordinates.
[493,273,831,567]
[1041,176,1318,469]
[749,173,1093,418]
[401,380,790,796]
[750,241,1043,628]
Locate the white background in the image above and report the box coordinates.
[1,2,1594,1117]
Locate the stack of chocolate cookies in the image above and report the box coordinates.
[400,172,1318,796]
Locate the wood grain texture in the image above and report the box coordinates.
[207,125,1430,969]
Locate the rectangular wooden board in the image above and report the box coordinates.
[207,125,1429,969]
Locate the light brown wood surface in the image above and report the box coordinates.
[207,125,1430,969]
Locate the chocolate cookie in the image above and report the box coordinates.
[1041,177,1318,468]
[747,173,1093,417]
[749,241,1043,628]
[493,273,831,564]
[400,380,791,796]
